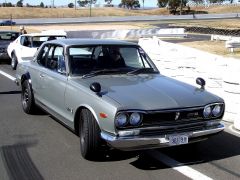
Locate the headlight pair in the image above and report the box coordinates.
[115,112,142,128]
[203,103,224,118]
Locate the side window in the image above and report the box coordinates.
[54,46,64,58]
[47,46,54,60]
[32,37,44,48]
[37,45,49,67]
[46,45,65,74]
[20,36,25,46]
[54,46,66,74]
[20,36,31,47]
[46,46,56,71]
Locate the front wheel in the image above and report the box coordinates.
[11,53,18,70]
[79,109,102,160]
[21,81,35,114]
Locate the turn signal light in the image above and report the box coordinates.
[99,113,108,118]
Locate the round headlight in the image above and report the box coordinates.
[129,112,142,126]
[115,113,128,127]
[212,104,222,117]
[203,106,212,118]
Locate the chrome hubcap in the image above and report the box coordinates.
[11,59,15,67]
[80,119,86,146]
[22,88,29,107]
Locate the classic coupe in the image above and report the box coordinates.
[15,39,225,160]
[7,30,66,70]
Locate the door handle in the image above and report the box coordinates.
[40,74,45,78]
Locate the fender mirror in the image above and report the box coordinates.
[196,77,205,89]
[90,82,101,94]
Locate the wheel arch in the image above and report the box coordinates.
[11,50,16,58]
[21,72,31,86]
[74,105,100,136]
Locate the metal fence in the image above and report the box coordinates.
[187,2,240,7]
[170,25,240,36]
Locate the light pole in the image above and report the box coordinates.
[180,0,182,15]
[89,0,92,17]
[52,0,55,8]
[75,0,77,10]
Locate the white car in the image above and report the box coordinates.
[7,30,67,70]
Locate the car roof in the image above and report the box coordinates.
[21,30,67,37]
[47,38,137,46]
[22,33,66,37]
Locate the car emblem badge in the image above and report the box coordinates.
[175,112,180,120]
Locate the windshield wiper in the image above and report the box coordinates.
[127,68,156,75]
[82,69,121,79]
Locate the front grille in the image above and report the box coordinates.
[139,123,207,136]
[142,108,204,127]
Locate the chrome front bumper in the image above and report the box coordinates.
[101,123,224,151]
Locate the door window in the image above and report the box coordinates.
[45,45,65,73]
[37,45,49,67]
[20,36,31,47]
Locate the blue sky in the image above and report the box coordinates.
[4,0,158,7]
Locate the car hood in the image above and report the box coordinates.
[74,74,223,110]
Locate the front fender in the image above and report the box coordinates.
[73,100,118,136]
[21,72,31,84]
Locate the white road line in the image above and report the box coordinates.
[148,150,213,180]
[0,70,16,81]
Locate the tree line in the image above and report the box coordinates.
[1,0,49,8]
[1,0,228,15]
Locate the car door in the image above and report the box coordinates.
[17,36,36,61]
[36,44,70,126]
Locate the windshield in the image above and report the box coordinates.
[0,32,19,41]
[31,36,66,47]
[68,45,158,76]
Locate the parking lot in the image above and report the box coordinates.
[1,60,240,180]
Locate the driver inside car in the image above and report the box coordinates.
[108,47,126,68]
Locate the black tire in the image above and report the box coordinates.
[11,53,18,70]
[79,109,102,160]
[21,80,35,114]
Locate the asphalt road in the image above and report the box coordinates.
[0,63,240,180]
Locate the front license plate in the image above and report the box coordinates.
[169,135,188,145]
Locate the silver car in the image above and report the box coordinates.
[16,39,225,160]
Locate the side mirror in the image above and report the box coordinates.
[90,82,101,94]
[196,77,205,89]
